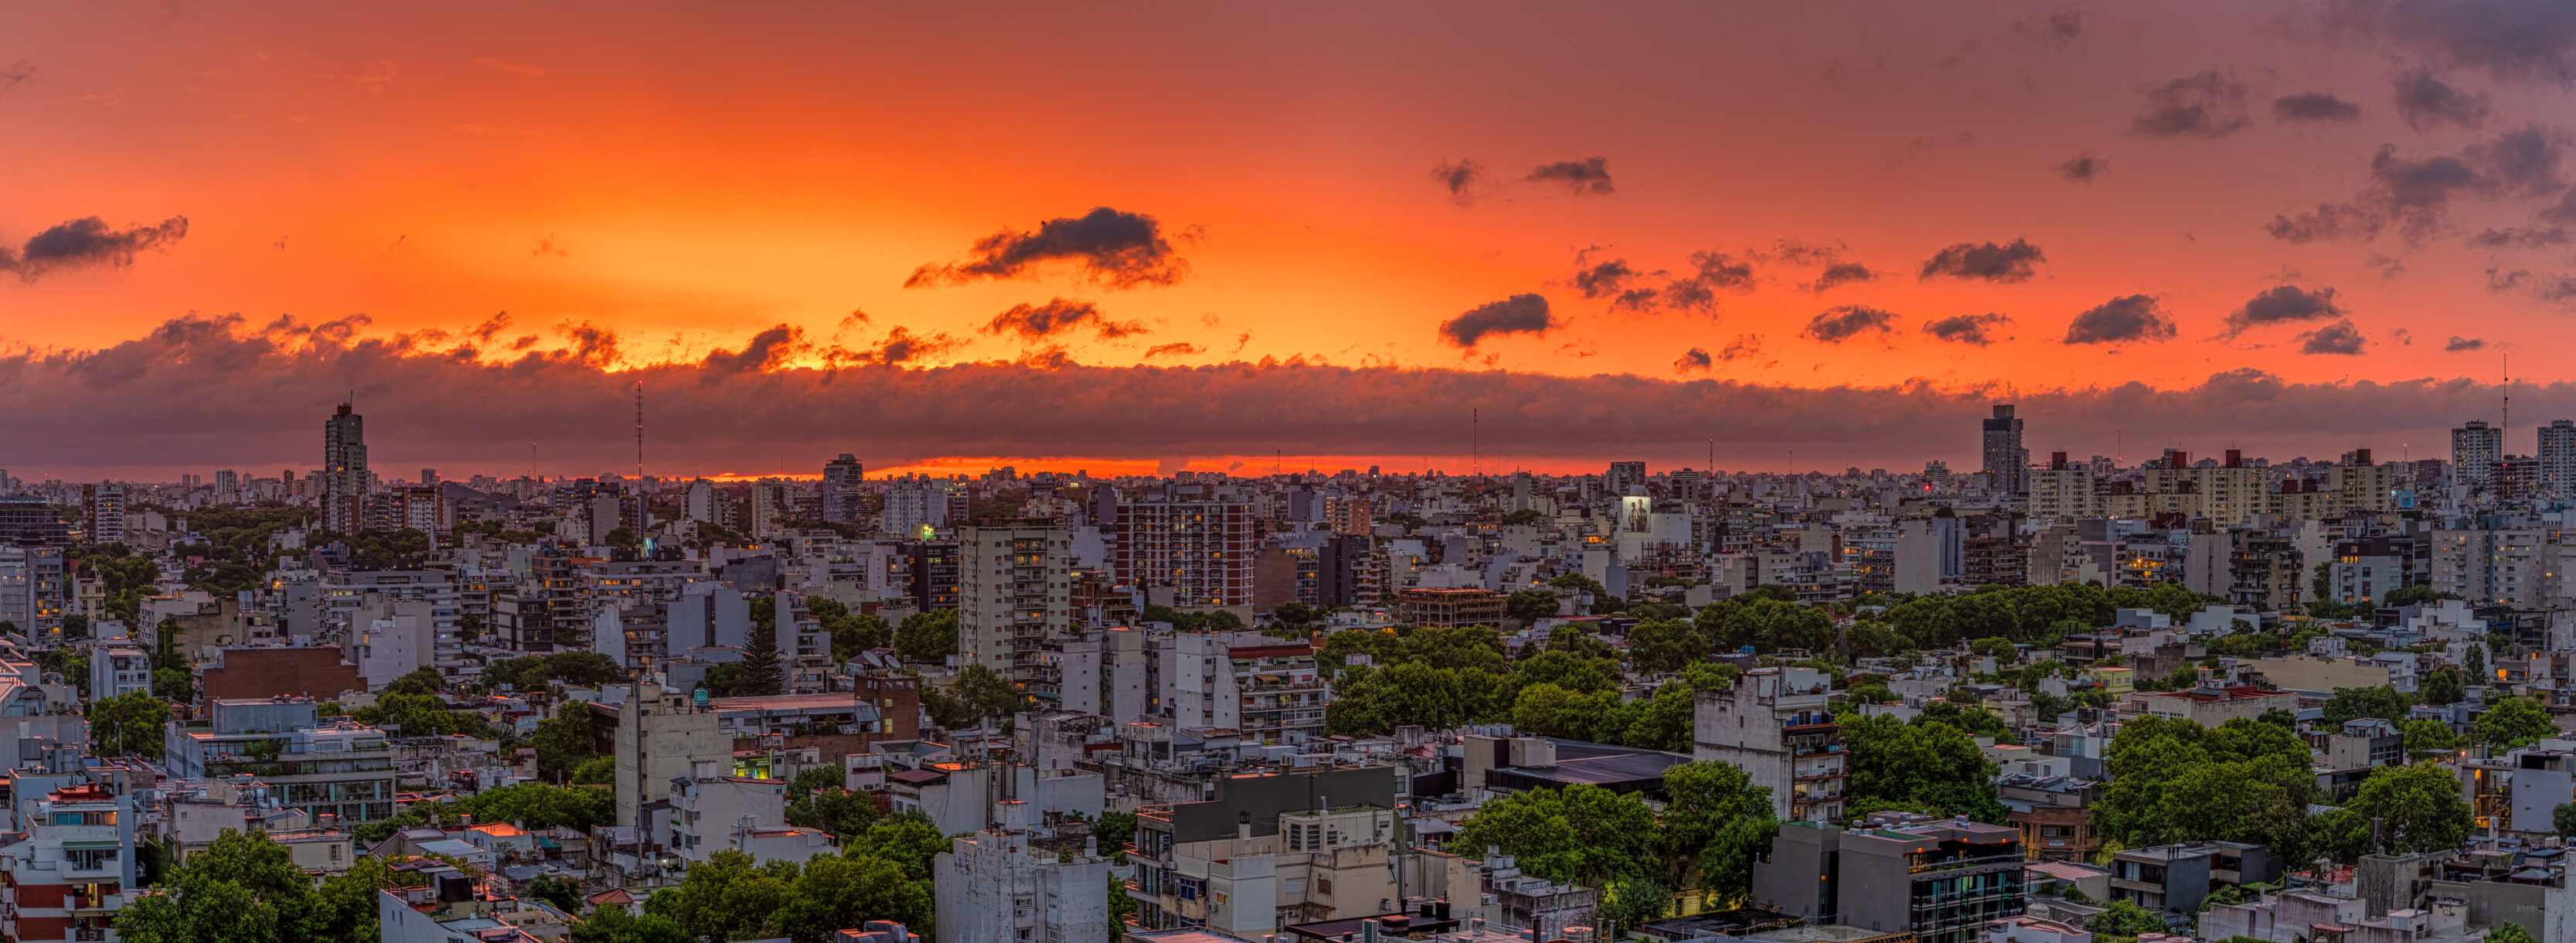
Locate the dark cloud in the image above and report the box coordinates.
[1438,294,1558,348]
[1525,157,1615,196]
[905,207,1189,289]
[0,60,29,93]
[0,216,189,281]
[553,321,621,369]
[983,298,1145,342]
[26,315,2576,477]
[2270,128,2570,246]
[2392,70,2491,131]
[2224,285,2348,336]
[2064,294,2177,345]
[2488,267,2576,305]
[1808,262,1877,293]
[2469,226,2572,248]
[700,325,809,376]
[2057,154,2108,182]
[1918,240,2046,283]
[844,326,965,367]
[1142,342,1203,359]
[2132,71,2251,138]
[2274,91,2363,122]
[1922,313,2014,346]
[2014,7,2085,48]
[467,313,512,344]
[2297,318,2369,355]
[2331,0,2576,86]
[1717,335,1764,362]
[1603,250,1758,315]
[2266,203,2386,243]
[1769,239,1846,265]
[1674,348,1713,373]
[2445,335,2488,351]
[1804,305,1898,343]
[1431,158,1485,206]
[2465,124,2568,192]
[1570,256,1641,298]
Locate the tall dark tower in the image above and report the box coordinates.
[1981,404,2026,505]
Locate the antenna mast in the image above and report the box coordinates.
[635,381,646,482]
[2503,353,2511,442]
[1472,409,1479,477]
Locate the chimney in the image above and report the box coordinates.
[1238,810,1253,842]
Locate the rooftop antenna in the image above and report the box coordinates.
[2502,352,2511,444]
[635,381,646,482]
[1472,408,1479,477]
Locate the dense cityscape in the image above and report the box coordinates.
[0,397,2564,943]
[19,2,2576,943]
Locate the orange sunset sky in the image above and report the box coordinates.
[3,2,2574,480]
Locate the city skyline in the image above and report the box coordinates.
[9,2,2576,478]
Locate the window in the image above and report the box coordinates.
[65,846,117,871]
[1316,879,1332,896]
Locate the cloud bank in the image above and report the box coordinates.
[9,315,2569,477]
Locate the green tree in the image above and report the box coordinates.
[2347,762,2473,855]
[530,713,600,782]
[352,691,495,737]
[2321,686,2413,725]
[572,755,616,785]
[2478,696,2556,749]
[2420,667,2465,707]
[1657,761,1775,884]
[1839,714,2007,822]
[950,662,1020,729]
[1625,618,1707,674]
[1505,590,1561,623]
[384,666,446,696]
[604,526,639,549]
[734,628,785,697]
[568,905,695,943]
[2486,922,2542,943]
[840,812,950,880]
[893,608,958,660]
[116,830,385,943]
[2555,802,2576,838]
[90,690,173,759]
[2399,718,2462,760]
[1452,784,1659,887]
[2087,900,2169,936]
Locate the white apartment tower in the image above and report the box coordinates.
[958,522,1071,689]
[2540,420,2576,497]
[2453,420,2503,489]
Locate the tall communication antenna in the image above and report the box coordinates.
[2502,353,2512,443]
[1472,409,1480,477]
[635,381,646,482]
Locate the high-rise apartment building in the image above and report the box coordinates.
[2453,420,2503,489]
[1982,404,2027,502]
[957,521,1070,690]
[2026,452,2097,523]
[1114,483,1254,608]
[1605,461,1647,497]
[820,453,866,524]
[322,403,369,533]
[80,484,126,545]
[2541,420,2576,496]
[1693,666,1846,822]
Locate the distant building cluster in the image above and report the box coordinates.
[8,400,2576,943]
